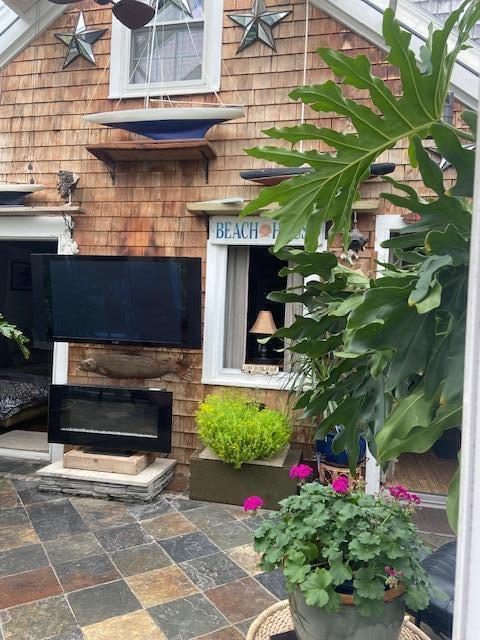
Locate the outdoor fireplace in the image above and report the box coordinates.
[48,384,172,453]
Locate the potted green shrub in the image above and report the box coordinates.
[189,393,301,508]
[248,479,431,640]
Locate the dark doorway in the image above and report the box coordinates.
[0,239,57,454]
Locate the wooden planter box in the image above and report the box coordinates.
[189,445,301,510]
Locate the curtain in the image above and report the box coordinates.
[283,266,303,371]
[223,246,249,369]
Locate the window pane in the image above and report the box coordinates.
[245,247,286,366]
[130,23,203,85]
[155,0,204,22]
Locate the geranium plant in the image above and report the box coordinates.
[250,479,431,617]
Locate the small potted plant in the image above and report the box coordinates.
[248,479,431,640]
[189,393,301,508]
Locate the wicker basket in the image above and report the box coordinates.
[246,601,431,640]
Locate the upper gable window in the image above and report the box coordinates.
[109,0,223,99]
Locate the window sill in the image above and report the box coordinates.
[108,83,220,100]
[202,369,292,391]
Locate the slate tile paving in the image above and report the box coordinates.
[110,542,172,577]
[0,492,19,510]
[94,522,152,552]
[26,498,88,541]
[66,579,142,626]
[54,553,120,591]
[0,566,62,609]
[148,593,229,640]
[126,565,198,608]
[125,497,175,521]
[0,522,40,552]
[255,569,288,600]
[70,497,136,530]
[0,461,281,639]
[180,552,247,590]
[226,544,262,576]
[204,577,277,624]
[143,511,198,540]
[1,458,453,640]
[183,504,236,530]
[0,544,49,578]
[0,506,29,527]
[158,531,220,563]
[205,521,254,551]
[0,595,79,640]
[81,610,165,640]
[44,532,104,566]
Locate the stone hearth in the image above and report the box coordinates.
[36,459,176,502]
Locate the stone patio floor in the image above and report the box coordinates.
[0,457,454,640]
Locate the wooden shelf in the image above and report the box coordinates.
[187,198,380,216]
[0,205,84,216]
[86,139,217,184]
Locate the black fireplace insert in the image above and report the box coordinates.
[48,384,172,453]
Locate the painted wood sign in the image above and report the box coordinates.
[209,216,305,246]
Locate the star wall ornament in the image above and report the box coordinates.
[228,0,291,53]
[55,13,107,69]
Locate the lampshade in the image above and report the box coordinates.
[249,310,278,335]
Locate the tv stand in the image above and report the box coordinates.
[64,448,155,475]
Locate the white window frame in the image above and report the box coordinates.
[109,0,224,99]
[363,214,408,494]
[202,220,326,390]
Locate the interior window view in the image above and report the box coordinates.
[0,0,478,638]
[223,246,298,371]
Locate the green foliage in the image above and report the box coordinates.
[195,393,291,469]
[253,482,431,617]
[244,2,479,529]
[0,314,29,359]
[243,1,480,250]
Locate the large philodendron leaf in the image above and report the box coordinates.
[243,1,480,250]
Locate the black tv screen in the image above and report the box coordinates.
[32,255,201,348]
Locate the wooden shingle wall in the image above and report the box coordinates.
[0,0,466,473]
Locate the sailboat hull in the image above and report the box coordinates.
[0,184,45,207]
[100,118,230,140]
[83,107,245,141]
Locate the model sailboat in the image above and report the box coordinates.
[83,0,245,140]
[0,183,46,207]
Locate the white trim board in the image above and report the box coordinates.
[311,0,479,109]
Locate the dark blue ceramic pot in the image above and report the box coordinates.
[315,427,367,466]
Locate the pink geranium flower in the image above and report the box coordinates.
[389,485,421,505]
[243,496,264,513]
[289,464,314,480]
[331,476,350,494]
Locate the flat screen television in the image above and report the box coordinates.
[32,255,201,348]
[48,384,172,453]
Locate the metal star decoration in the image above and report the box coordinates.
[228,0,291,53]
[55,13,107,69]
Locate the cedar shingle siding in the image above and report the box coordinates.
[0,0,466,474]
